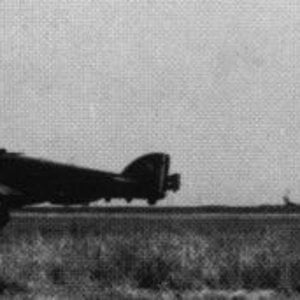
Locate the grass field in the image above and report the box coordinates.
[0,210,300,299]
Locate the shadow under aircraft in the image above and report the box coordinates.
[0,149,180,228]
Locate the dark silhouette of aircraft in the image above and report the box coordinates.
[0,149,180,227]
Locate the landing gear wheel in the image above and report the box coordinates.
[0,201,10,230]
[147,198,157,206]
[126,198,132,204]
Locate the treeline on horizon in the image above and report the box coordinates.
[14,203,300,214]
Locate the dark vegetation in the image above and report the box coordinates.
[19,203,300,214]
[0,211,300,298]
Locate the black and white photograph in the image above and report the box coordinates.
[0,0,299,299]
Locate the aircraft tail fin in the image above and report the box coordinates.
[122,153,180,200]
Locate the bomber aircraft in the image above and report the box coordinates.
[0,149,180,227]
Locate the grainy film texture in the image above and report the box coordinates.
[0,0,299,298]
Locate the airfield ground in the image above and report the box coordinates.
[1,207,300,299]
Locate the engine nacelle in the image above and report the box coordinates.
[166,173,180,192]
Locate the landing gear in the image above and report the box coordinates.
[126,198,132,204]
[0,201,10,230]
[147,198,157,206]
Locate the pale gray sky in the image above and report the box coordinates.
[0,0,299,205]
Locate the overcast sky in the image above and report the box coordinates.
[0,0,299,206]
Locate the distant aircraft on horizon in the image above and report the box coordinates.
[0,149,180,228]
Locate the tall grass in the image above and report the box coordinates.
[0,225,299,298]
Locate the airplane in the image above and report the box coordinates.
[0,149,180,228]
